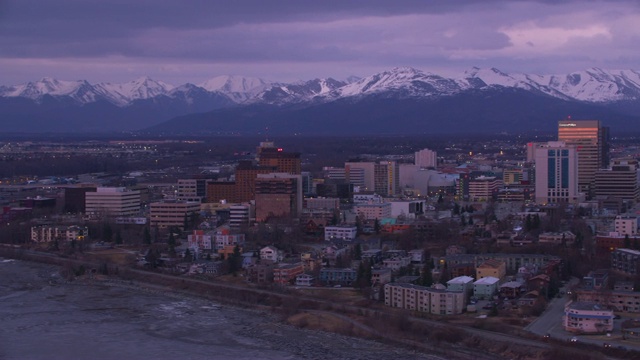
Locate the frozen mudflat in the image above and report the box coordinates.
[0,259,441,360]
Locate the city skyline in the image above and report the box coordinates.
[2,0,640,85]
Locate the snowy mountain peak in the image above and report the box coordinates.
[198,75,270,102]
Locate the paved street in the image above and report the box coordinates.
[524,278,640,352]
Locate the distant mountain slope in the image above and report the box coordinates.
[145,87,639,135]
[2,67,640,133]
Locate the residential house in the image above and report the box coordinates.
[371,268,392,286]
[246,263,275,284]
[260,246,283,263]
[295,273,314,287]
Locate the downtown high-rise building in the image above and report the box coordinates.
[534,141,580,204]
[558,119,609,196]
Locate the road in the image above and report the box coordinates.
[525,277,640,353]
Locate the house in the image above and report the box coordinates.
[408,249,426,264]
[583,269,608,290]
[260,246,283,263]
[241,252,257,269]
[500,281,525,299]
[382,255,412,272]
[527,274,550,293]
[300,252,321,272]
[517,290,540,307]
[273,263,304,285]
[476,259,506,281]
[371,268,392,285]
[473,276,500,300]
[295,273,315,287]
[563,301,614,334]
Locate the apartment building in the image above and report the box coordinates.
[384,283,465,315]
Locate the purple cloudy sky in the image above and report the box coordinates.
[1,0,639,85]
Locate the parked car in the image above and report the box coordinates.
[569,337,578,343]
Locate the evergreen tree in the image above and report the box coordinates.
[102,223,113,242]
[168,229,177,256]
[525,215,532,232]
[183,213,189,231]
[143,227,151,245]
[353,243,362,260]
[184,248,193,262]
[420,264,433,287]
[374,218,381,234]
[625,234,631,248]
[452,203,460,215]
[227,245,242,275]
[115,230,123,245]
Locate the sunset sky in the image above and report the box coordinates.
[2,0,639,85]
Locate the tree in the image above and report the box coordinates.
[452,203,460,215]
[115,230,123,245]
[625,234,631,248]
[168,230,177,256]
[102,223,113,242]
[374,218,381,234]
[183,213,189,231]
[184,248,193,262]
[419,264,433,287]
[227,245,242,275]
[353,243,362,260]
[143,226,151,245]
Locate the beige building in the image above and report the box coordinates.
[254,173,302,222]
[476,259,506,280]
[384,283,465,315]
[85,187,140,217]
[534,141,580,204]
[31,225,88,242]
[149,200,200,229]
[353,202,391,220]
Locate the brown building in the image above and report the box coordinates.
[64,185,97,213]
[206,181,237,203]
[258,147,301,175]
[254,173,302,222]
[235,161,277,203]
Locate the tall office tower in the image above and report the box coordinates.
[258,147,301,174]
[558,119,609,195]
[254,173,303,222]
[534,142,579,204]
[415,148,437,168]
[256,141,275,161]
[374,161,400,196]
[593,159,640,205]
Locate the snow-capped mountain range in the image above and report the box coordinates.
[3,66,640,134]
[3,66,640,107]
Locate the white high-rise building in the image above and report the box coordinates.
[85,187,141,217]
[534,142,579,204]
[415,148,437,168]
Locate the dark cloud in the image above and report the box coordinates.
[0,0,639,84]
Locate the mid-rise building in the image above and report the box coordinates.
[187,230,212,251]
[563,301,614,334]
[353,202,392,220]
[384,283,465,315]
[468,176,502,202]
[611,248,640,275]
[374,161,400,196]
[324,225,357,241]
[177,178,208,203]
[615,215,638,236]
[149,200,200,230]
[415,148,437,168]
[593,159,640,205]
[229,203,252,228]
[31,225,88,242]
[258,147,301,175]
[85,187,141,217]
[254,173,303,222]
[534,141,579,204]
